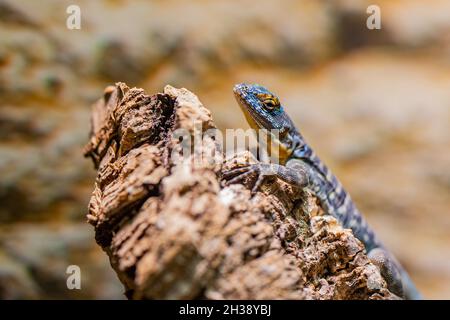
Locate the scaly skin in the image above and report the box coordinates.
[224,83,421,300]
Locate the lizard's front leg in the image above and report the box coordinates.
[222,159,310,193]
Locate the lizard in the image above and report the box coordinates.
[223,83,422,300]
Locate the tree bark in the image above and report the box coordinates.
[83,83,397,300]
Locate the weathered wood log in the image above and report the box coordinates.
[83,83,397,299]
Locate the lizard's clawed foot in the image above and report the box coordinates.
[222,163,276,194]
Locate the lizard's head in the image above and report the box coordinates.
[233,83,284,130]
[233,83,301,160]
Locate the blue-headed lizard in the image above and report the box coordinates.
[223,83,421,300]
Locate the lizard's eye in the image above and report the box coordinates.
[257,94,280,111]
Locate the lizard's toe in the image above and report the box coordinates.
[222,165,252,179]
[251,173,267,194]
[222,164,262,191]
[226,170,255,185]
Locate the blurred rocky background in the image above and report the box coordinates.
[0,0,449,299]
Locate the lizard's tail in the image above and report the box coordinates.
[368,247,422,300]
[402,270,422,300]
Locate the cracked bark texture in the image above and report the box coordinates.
[84,83,398,300]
